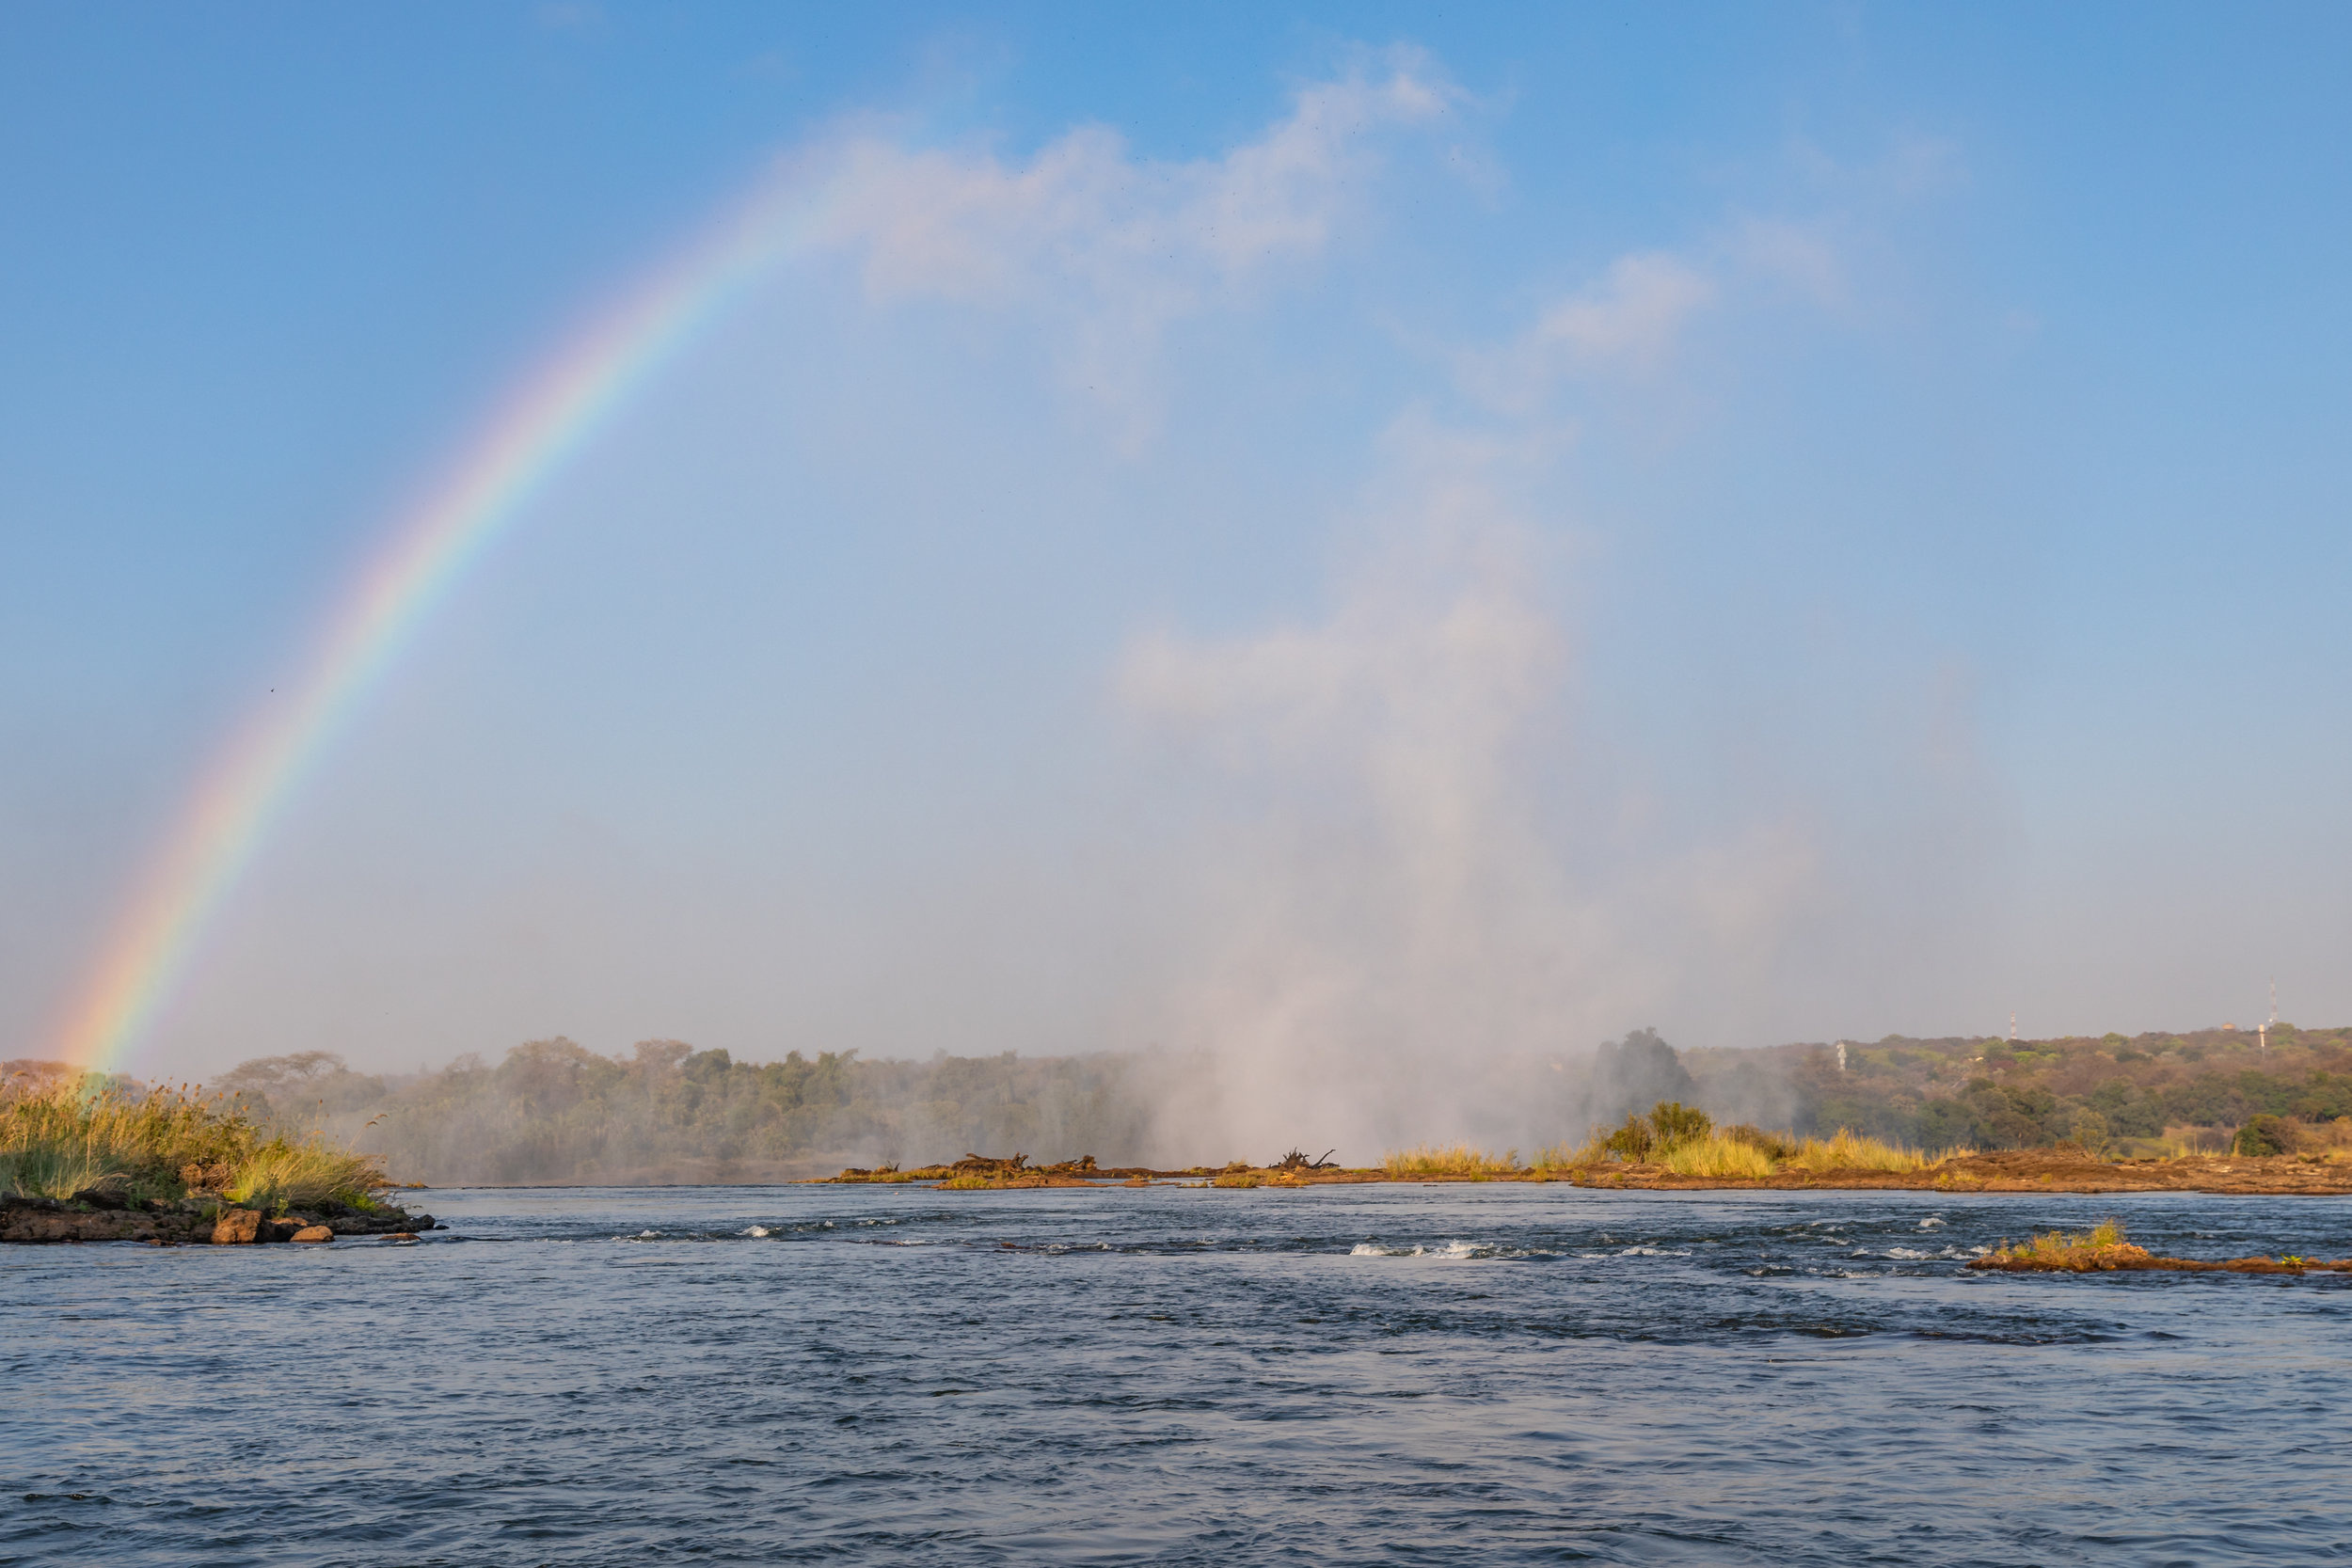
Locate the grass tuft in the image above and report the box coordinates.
[1544,1106,1944,1180]
[1658,1135,1777,1179]
[224,1138,388,1212]
[1984,1219,2146,1270]
[1380,1145,1521,1178]
[1783,1130,1931,1173]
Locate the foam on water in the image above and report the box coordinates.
[1350,1238,1496,1259]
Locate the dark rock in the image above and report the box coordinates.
[5,1209,147,1243]
[70,1187,128,1210]
[211,1208,263,1245]
[4,1212,80,1243]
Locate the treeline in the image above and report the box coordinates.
[1682,1023,2352,1153]
[194,1019,2352,1186]
[221,1039,1156,1184]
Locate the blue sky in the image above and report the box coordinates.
[4,4,2347,1101]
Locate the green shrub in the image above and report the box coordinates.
[2234,1115,2295,1156]
[1648,1101,1712,1147]
[1600,1116,1655,1162]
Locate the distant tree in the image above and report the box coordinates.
[1588,1028,1695,1125]
[1649,1101,1712,1146]
[2234,1115,2294,1156]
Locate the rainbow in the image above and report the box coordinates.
[53,167,815,1077]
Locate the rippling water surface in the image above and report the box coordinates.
[6,1184,2350,1564]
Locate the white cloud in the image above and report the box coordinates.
[798,51,1461,440]
[1532,251,1718,366]
[1456,250,1717,413]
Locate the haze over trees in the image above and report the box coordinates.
[156,1022,2352,1185]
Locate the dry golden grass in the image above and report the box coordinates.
[1985,1219,2142,1269]
[935,1171,1052,1190]
[1380,1145,1522,1178]
[1659,1134,1777,1179]
[831,1166,937,1184]
[1783,1129,1932,1173]
[0,1076,386,1208]
[1532,1109,1942,1180]
[225,1139,388,1212]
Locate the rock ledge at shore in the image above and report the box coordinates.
[1,1191,439,1244]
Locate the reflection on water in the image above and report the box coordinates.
[7,1185,2350,1564]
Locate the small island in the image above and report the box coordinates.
[1968,1220,2352,1275]
[1,1070,436,1245]
[818,1100,2352,1196]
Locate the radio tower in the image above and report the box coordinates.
[2009,1011,2018,1042]
[2270,977,2280,1026]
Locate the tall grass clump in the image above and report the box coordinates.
[1783,1129,1931,1173]
[1381,1145,1522,1178]
[1985,1219,2142,1269]
[0,1076,386,1210]
[225,1139,389,1212]
[1658,1135,1776,1179]
[1561,1103,1940,1179]
[0,1143,116,1203]
[1,1080,245,1199]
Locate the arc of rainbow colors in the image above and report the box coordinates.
[54,168,822,1077]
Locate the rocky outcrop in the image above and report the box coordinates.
[1,1191,441,1244]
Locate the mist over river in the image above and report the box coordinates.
[7,1185,2349,1564]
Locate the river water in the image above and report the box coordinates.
[5,1183,2348,1565]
